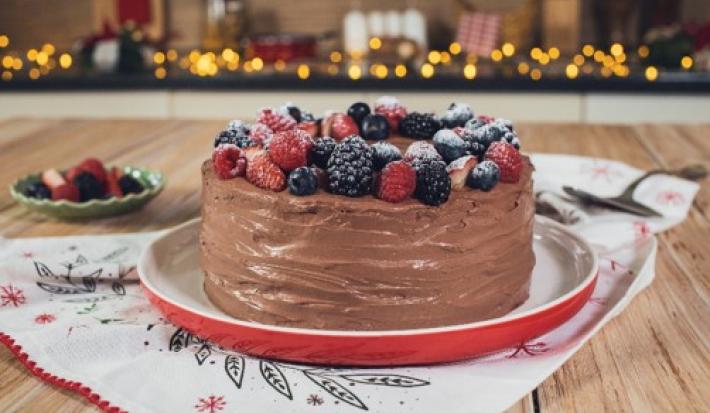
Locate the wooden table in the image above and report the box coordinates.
[0,118,708,413]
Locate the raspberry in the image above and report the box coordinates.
[403,141,442,163]
[268,129,314,172]
[212,144,246,179]
[246,154,286,191]
[374,96,407,132]
[79,158,108,184]
[377,160,416,203]
[326,136,374,197]
[414,159,451,206]
[328,113,359,141]
[248,123,273,146]
[256,108,297,132]
[65,167,83,183]
[73,171,106,201]
[51,183,80,202]
[310,137,336,169]
[106,167,124,198]
[484,141,522,183]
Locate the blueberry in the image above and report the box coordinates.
[466,161,500,191]
[23,181,51,199]
[118,175,144,195]
[288,166,318,196]
[441,102,474,129]
[371,141,402,171]
[280,102,302,122]
[433,129,467,163]
[347,102,371,125]
[361,114,390,141]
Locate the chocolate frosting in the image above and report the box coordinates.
[200,143,535,331]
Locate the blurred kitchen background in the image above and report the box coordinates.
[0,0,709,123]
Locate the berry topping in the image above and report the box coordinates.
[360,113,390,141]
[484,141,522,183]
[41,168,67,189]
[446,155,478,191]
[347,102,371,125]
[212,144,246,179]
[466,160,500,191]
[268,129,314,172]
[248,123,273,147]
[78,158,108,184]
[287,166,319,196]
[214,128,257,149]
[414,159,451,206]
[310,137,336,169]
[296,121,319,138]
[256,107,297,132]
[441,102,474,129]
[51,183,81,202]
[326,136,374,197]
[328,113,360,141]
[226,119,250,135]
[374,96,407,132]
[65,166,83,183]
[454,127,487,160]
[464,116,494,132]
[403,141,442,163]
[118,175,145,195]
[372,141,402,171]
[377,160,416,203]
[433,129,467,163]
[242,146,266,162]
[73,171,106,201]
[246,154,287,192]
[23,181,51,199]
[106,167,124,198]
[279,102,302,123]
[399,112,442,140]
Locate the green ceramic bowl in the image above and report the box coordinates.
[10,166,165,220]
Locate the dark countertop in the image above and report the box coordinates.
[2,72,710,93]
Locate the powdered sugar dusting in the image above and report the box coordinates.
[249,123,273,146]
[433,129,464,146]
[404,141,442,162]
[445,103,473,119]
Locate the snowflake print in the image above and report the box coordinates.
[307,394,324,406]
[655,190,685,206]
[580,162,624,183]
[634,221,651,242]
[1,285,26,307]
[194,395,226,413]
[34,313,56,324]
[507,341,549,358]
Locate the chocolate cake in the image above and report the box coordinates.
[200,98,535,331]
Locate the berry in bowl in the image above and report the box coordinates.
[10,158,165,220]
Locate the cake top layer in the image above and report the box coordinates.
[209,96,526,207]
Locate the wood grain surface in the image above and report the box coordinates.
[0,118,707,413]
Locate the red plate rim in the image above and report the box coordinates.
[138,216,598,338]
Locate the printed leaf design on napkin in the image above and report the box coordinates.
[303,371,367,410]
[34,261,101,295]
[260,361,292,400]
[225,356,245,389]
[339,374,430,387]
[111,281,126,296]
[169,328,192,352]
[195,343,212,365]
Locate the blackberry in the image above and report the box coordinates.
[441,102,474,129]
[118,175,145,195]
[467,160,500,191]
[213,129,256,149]
[433,129,467,163]
[399,112,442,140]
[288,167,318,196]
[23,181,51,199]
[326,136,374,197]
[73,171,105,201]
[310,137,336,169]
[414,159,451,206]
[372,141,402,171]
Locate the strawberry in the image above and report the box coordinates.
[42,168,67,189]
[246,154,286,191]
[212,144,246,179]
[377,160,416,203]
[374,96,408,132]
[256,108,296,132]
[328,113,359,141]
[268,129,314,172]
[64,167,83,183]
[51,183,80,202]
[296,121,319,137]
[79,158,107,183]
[446,155,478,190]
[106,167,123,198]
[484,141,522,183]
